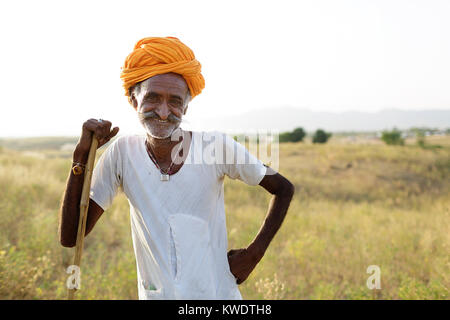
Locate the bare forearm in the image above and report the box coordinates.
[58,145,89,247]
[58,119,119,247]
[247,185,294,258]
[227,178,294,285]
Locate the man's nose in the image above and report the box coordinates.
[155,101,171,120]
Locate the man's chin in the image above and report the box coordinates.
[145,126,179,140]
[148,132,172,139]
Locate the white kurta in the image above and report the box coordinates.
[90,131,267,299]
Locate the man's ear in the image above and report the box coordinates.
[183,104,189,115]
[130,93,138,110]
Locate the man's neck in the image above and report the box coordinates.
[146,129,185,164]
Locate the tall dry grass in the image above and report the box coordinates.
[0,136,449,299]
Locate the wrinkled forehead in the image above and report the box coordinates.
[137,73,189,97]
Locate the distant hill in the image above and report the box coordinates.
[198,108,450,132]
[0,136,118,152]
[0,137,79,151]
[0,109,448,151]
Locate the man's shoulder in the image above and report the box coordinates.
[106,134,145,151]
[195,130,230,139]
[115,134,145,143]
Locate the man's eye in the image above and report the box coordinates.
[149,97,159,102]
[170,100,183,107]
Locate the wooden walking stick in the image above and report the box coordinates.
[68,135,99,300]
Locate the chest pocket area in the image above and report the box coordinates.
[168,214,216,299]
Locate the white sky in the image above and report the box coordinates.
[0,0,449,137]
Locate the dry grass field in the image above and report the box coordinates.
[0,134,449,299]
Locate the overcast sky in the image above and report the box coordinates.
[0,0,449,137]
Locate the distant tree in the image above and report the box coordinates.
[279,127,306,143]
[290,127,306,142]
[381,128,404,146]
[413,130,426,148]
[312,129,332,144]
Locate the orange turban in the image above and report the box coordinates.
[120,36,205,101]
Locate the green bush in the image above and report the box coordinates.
[290,128,306,142]
[279,132,292,143]
[312,129,332,144]
[381,128,404,146]
[279,127,306,143]
[416,132,426,148]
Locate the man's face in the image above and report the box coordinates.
[131,73,190,139]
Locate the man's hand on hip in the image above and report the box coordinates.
[227,248,263,285]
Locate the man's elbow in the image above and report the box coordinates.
[287,181,295,197]
[280,180,295,199]
[59,232,76,248]
[60,239,76,248]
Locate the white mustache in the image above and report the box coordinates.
[138,111,182,123]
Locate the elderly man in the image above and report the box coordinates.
[58,37,294,300]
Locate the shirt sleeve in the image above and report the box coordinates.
[216,132,267,186]
[89,138,123,211]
